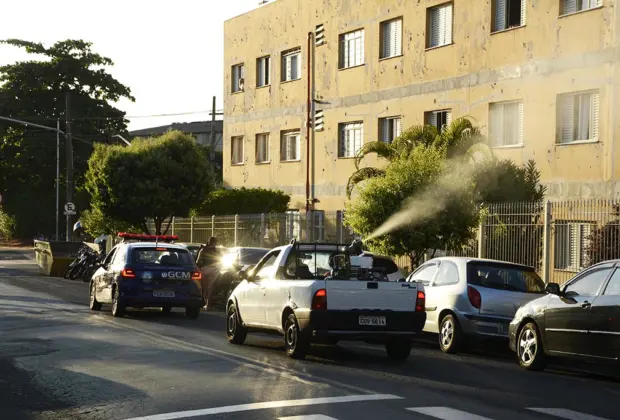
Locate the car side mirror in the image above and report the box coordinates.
[545,282,561,296]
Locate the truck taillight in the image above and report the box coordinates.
[311,289,327,310]
[415,290,425,312]
[121,269,136,278]
[467,285,481,310]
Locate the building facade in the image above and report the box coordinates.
[223,0,620,211]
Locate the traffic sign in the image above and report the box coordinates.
[64,202,76,212]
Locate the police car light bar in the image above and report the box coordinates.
[117,232,179,242]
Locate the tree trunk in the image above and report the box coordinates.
[154,217,163,235]
[141,221,150,235]
[161,215,174,235]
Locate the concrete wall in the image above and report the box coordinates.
[224,0,620,210]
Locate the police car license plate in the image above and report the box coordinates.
[153,291,175,298]
[359,316,386,326]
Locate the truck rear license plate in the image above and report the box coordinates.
[154,291,175,298]
[359,316,386,326]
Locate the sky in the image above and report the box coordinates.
[0,0,262,131]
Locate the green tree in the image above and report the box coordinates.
[346,117,486,198]
[84,131,213,235]
[345,145,480,268]
[0,39,134,237]
[196,187,290,216]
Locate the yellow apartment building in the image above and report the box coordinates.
[223,0,620,212]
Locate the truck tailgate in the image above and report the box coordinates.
[325,281,418,311]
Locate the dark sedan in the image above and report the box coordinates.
[509,260,620,371]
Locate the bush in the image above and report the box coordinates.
[0,207,16,241]
[196,187,290,216]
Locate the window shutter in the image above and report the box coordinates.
[430,8,441,47]
[290,55,297,80]
[520,0,527,26]
[394,118,402,138]
[295,133,301,160]
[382,21,392,58]
[358,32,364,65]
[569,224,579,270]
[595,0,603,6]
[591,92,599,139]
[258,60,264,86]
[564,0,577,14]
[284,55,291,81]
[494,0,507,32]
[560,95,574,144]
[517,102,524,145]
[428,112,438,128]
[489,104,503,147]
[443,4,453,46]
[380,119,389,143]
[446,111,452,126]
[396,19,402,55]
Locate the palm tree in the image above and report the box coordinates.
[346,117,490,198]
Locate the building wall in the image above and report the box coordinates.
[224,0,620,211]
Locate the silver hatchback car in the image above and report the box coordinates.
[406,257,546,353]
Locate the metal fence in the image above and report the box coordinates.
[152,199,620,285]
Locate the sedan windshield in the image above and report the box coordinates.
[131,247,195,267]
[467,261,545,293]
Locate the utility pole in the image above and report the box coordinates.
[56,119,60,240]
[208,96,223,162]
[65,92,74,242]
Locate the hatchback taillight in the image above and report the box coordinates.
[467,285,481,310]
[415,290,425,312]
[311,289,327,310]
[121,269,136,278]
[192,271,202,281]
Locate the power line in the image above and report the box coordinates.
[7,109,224,122]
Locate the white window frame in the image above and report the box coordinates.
[561,0,602,16]
[231,136,244,165]
[256,56,270,87]
[339,29,365,69]
[231,64,244,93]
[425,109,452,131]
[285,211,301,241]
[427,2,453,49]
[489,101,524,147]
[379,116,402,143]
[554,222,594,272]
[310,210,325,242]
[280,130,301,162]
[281,48,301,82]
[380,18,403,59]
[557,90,599,144]
[255,133,270,163]
[492,0,527,33]
[339,122,364,158]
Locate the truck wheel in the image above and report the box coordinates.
[439,314,463,354]
[89,283,101,311]
[226,303,247,345]
[186,306,200,319]
[517,322,546,371]
[111,287,125,318]
[284,313,309,359]
[385,338,411,361]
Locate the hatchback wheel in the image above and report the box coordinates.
[517,322,546,371]
[439,314,463,354]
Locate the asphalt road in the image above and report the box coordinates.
[1,247,619,420]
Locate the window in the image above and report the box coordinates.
[112,247,126,265]
[493,0,526,32]
[231,136,244,165]
[433,261,460,286]
[285,211,301,240]
[380,18,403,59]
[130,247,194,267]
[311,210,325,242]
[409,263,439,285]
[603,269,620,296]
[339,122,364,158]
[467,261,545,293]
[280,130,301,161]
[425,110,452,131]
[561,0,602,16]
[379,117,402,143]
[256,56,270,87]
[489,101,524,147]
[427,2,453,48]
[255,133,270,163]
[564,263,614,297]
[231,64,244,93]
[557,90,599,144]
[254,250,281,280]
[103,247,117,267]
[339,29,364,69]
[554,222,595,271]
[281,48,301,82]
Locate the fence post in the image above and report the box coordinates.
[234,214,238,247]
[211,215,215,238]
[171,217,175,236]
[190,216,194,243]
[477,220,485,258]
[306,211,312,242]
[260,213,265,248]
[542,200,552,284]
[336,210,343,243]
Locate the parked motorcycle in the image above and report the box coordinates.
[63,245,102,281]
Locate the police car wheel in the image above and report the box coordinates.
[111,287,125,318]
[89,283,101,311]
[186,306,200,319]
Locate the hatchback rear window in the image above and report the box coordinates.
[131,248,195,267]
[467,261,545,293]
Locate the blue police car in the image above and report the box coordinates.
[89,232,204,319]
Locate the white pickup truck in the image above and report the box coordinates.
[225,241,426,360]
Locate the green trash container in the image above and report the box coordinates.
[34,240,84,277]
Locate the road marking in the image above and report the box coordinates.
[527,408,612,420]
[406,407,493,420]
[123,394,402,420]
[279,416,338,420]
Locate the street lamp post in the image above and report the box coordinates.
[112,134,131,147]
